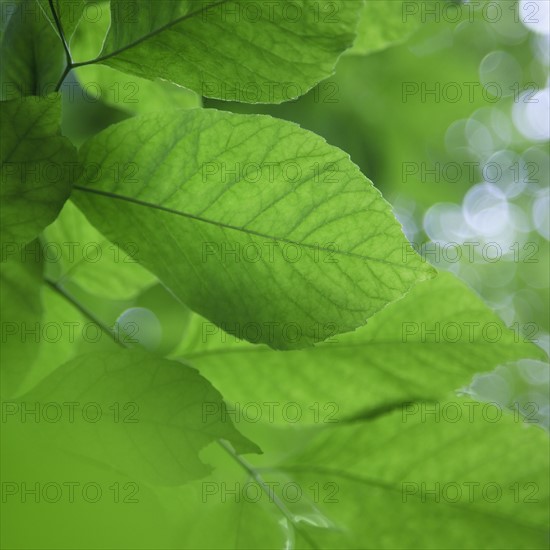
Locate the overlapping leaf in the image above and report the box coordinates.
[178,271,548,423]
[73,108,434,349]
[19,397,543,549]
[9,349,260,485]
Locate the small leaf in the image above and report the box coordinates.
[96,0,362,104]
[13,349,260,485]
[0,94,78,247]
[73,108,434,349]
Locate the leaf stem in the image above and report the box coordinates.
[218,439,320,549]
[52,0,229,91]
[54,63,73,92]
[47,0,74,92]
[48,0,72,62]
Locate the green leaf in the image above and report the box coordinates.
[0,0,65,98]
[36,0,87,43]
[145,398,550,550]
[0,95,77,247]
[73,108,434,349]
[69,1,202,115]
[0,240,43,397]
[12,349,260,485]
[42,200,156,299]
[95,0,362,104]
[349,0,421,56]
[178,271,547,424]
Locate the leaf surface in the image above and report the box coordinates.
[69,1,202,115]
[73,108,434,349]
[179,272,548,423]
[36,0,87,42]
[97,0,362,103]
[0,0,65,98]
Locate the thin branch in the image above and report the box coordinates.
[217,439,321,550]
[47,0,72,63]
[54,63,72,92]
[46,0,74,91]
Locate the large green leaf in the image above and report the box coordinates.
[94,0,362,104]
[349,0,422,56]
[73,108,434,349]
[0,240,43,397]
[0,0,65,98]
[0,95,77,247]
[141,398,550,549]
[178,271,548,424]
[10,349,260,485]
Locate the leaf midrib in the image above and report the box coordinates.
[73,184,421,270]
